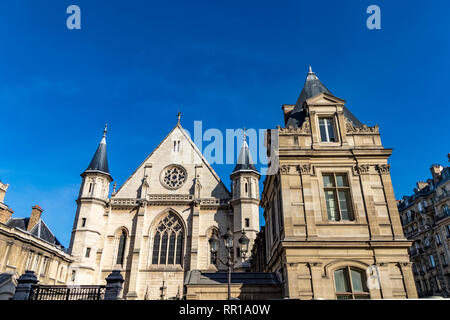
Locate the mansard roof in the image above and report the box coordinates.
[286,67,362,128]
[83,125,111,177]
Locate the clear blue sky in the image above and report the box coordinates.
[1,0,449,247]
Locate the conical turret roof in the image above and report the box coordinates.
[286,67,362,128]
[232,134,258,175]
[83,125,110,177]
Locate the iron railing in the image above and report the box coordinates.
[29,285,106,300]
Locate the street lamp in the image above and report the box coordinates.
[238,230,250,258]
[208,228,249,300]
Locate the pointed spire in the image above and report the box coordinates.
[232,130,258,174]
[177,111,182,125]
[308,65,313,74]
[100,123,107,144]
[83,125,111,177]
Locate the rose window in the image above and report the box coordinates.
[161,165,187,189]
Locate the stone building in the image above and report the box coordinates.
[397,155,450,297]
[0,182,72,299]
[68,121,261,299]
[251,67,418,299]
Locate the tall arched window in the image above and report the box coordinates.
[334,267,369,299]
[152,212,184,266]
[116,230,127,265]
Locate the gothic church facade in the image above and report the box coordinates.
[68,119,260,300]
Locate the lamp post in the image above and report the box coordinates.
[209,228,250,300]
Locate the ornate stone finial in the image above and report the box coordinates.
[308,65,314,74]
[112,181,117,193]
[177,111,182,124]
[243,127,247,141]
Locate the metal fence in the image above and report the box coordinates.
[29,285,106,300]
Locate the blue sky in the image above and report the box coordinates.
[0,0,449,247]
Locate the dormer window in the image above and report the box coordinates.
[319,117,336,142]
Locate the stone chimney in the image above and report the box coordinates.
[416,181,428,190]
[27,205,43,231]
[430,165,443,184]
[0,182,8,203]
[0,182,14,224]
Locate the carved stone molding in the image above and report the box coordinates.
[376,164,390,175]
[279,165,291,175]
[307,262,323,269]
[297,164,312,175]
[278,118,311,134]
[354,164,371,175]
[346,120,379,134]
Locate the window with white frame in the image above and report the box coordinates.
[323,173,354,221]
[319,117,337,142]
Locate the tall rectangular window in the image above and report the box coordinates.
[245,218,250,228]
[41,257,48,276]
[319,117,336,142]
[323,173,353,221]
[436,234,442,245]
[429,255,436,268]
[81,218,86,227]
[85,247,91,258]
[25,252,33,270]
[441,253,448,266]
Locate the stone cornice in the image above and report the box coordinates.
[0,223,73,262]
[279,240,413,249]
[110,195,230,209]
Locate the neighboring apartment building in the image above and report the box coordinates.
[251,67,417,299]
[397,155,450,298]
[0,181,72,299]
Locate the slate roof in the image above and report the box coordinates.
[397,166,449,211]
[232,138,258,174]
[286,68,362,128]
[5,218,63,247]
[84,134,110,176]
[185,270,281,285]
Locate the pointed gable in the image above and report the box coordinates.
[114,123,231,200]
